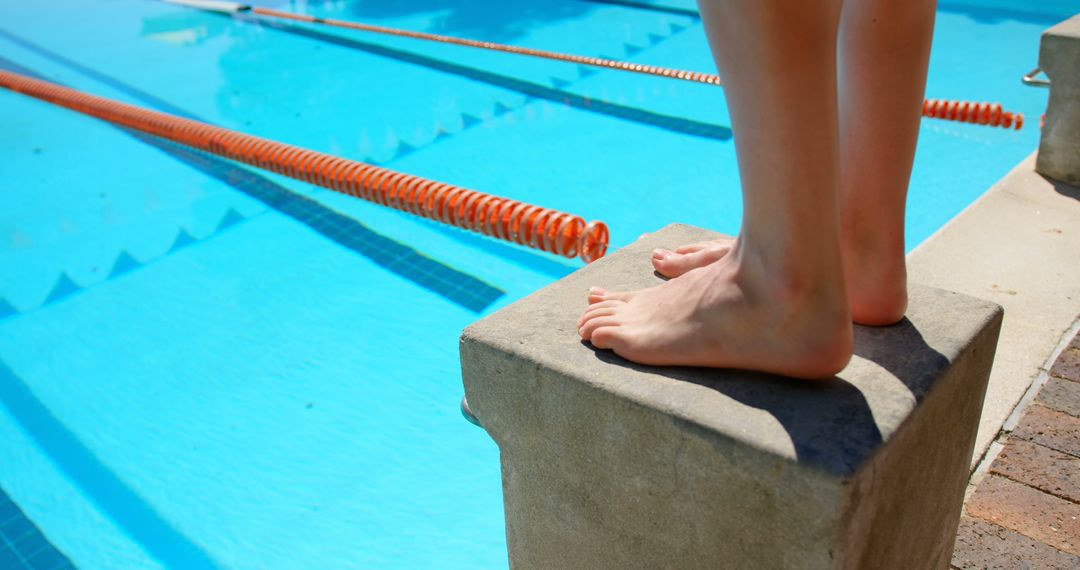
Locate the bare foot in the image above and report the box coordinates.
[840,222,907,326]
[578,250,853,379]
[646,234,906,326]
[650,237,735,279]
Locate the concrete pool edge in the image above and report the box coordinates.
[907,151,1080,470]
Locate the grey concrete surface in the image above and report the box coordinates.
[909,153,1080,469]
[1036,13,1080,185]
[461,224,1003,569]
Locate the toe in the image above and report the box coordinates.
[577,305,617,328]
[588,287,635,304]
[653,246,730,278]
[589,325,627,350]
[579,316,620,340]
[675,238,734,255]
[674,242,711,254]
[578,299,624,327]
[651,250,696,278]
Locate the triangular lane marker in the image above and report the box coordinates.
[215,210,246,233]
[0,297,18,319]
[109,251,141,277]
[44,272,81,305]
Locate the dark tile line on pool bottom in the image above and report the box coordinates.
[0,151,500,316]
[578,0,1069,26]
[0,487,76,570]
[0,28,200,121]
[134,134,505,312]
[0,46,504,313]
[417,219,578,280]
[573,0,701,19]
[0,209,246,322]
[0,360,222,569]
[230,15,732,143]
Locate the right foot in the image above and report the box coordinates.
[646,235,906,326]
[840,223,908,326]
[580,247,854,379]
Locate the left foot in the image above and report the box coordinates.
[650,237,735,279]
[644,232,906,326]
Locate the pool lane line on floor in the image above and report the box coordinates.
[0,359,223,569]
[0,485,77,570]
[0,49,505,314]
[573,0,701,19]
[223,13,732,143]
[168,0,723,86]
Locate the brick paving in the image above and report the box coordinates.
[953,325,1080,569]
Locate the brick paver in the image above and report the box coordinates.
[952,515,1080,570]
[1012,403,1080,457]
[965,475,1080,555]
[1049,347,1080,381]
[953,325,1080,567]
[990,439,1080,503]
[1037,376,1080,418]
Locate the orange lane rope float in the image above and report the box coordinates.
[0,69,609,262]
[167,0,723,86]
[921,99,1023,130]
[166,0,1024,131]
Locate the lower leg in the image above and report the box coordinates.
[645,0,935,326]
[839,0,935,324]
[579,0,852,378]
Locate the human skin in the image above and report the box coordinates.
[578,0,936,377]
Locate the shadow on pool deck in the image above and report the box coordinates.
[586,316,947,476]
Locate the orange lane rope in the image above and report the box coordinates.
[0,69,609,262]
[166,0,1024,131]
[921,99,1023,130]
[183,0,724,86]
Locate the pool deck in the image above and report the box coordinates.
[905,151,1080,565]
[907,151,1080,469]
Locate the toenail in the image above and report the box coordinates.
[589,286,606,295]
[653,249,670,260]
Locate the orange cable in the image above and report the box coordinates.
[249,6,724,87]
[0,69,609,262]
[169,2,1026,131]
[240,6,1025,130]
[921,99,1023,130]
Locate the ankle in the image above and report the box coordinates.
[732,237,848,310]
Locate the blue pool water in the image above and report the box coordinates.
[0,0,1072,568]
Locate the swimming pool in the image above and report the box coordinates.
[0,0,1072,568]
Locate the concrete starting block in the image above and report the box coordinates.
[460,224,1003,569]
[1036,13,1080,186]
